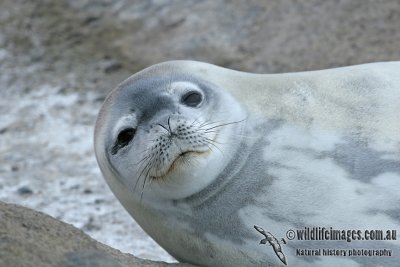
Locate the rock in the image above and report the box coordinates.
[16,186,33,196]
[103,61,123,74]
[0,202,194,267]
[83,188,93,194]
[11,165,19,172]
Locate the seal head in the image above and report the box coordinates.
[95,68,246,201]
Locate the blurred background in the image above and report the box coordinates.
[0,0,399,262]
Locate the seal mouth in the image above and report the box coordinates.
[149,127,220,180]
[177,150,193,158]
[151,150,208,180]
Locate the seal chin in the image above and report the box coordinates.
[145,121,220,181]
[151,149,210,180]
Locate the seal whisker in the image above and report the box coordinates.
[201,141,216,155]
[202,136,222,145]
[133,161,150,193]
[134,152,157,193]
[197,119,226,128]
[203,118,247,131]
[135,151,155,172]
[201,139,224,157]
[134,152,154,166]
[157,123,170,133]
[167,116,173,133]
[140,161,154,200]
[201,129,217,134]
[140,154,159,199]
[190,116,203,127]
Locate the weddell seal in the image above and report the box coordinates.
[94,61,400,267]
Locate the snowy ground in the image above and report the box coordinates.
[0,76,175,262]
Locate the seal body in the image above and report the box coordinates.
[95,61,400,266]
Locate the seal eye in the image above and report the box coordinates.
[181,91,202,107]
[117,128,136,146]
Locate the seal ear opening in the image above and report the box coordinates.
[181,91,203,107]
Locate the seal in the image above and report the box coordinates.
[94,61,400,267]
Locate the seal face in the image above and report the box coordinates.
[97,74,246,200]
[95,61,400,267]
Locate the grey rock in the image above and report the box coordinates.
[0,202,194,267]
[16,186,33,196]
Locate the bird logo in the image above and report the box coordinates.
[254,225,288,265]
